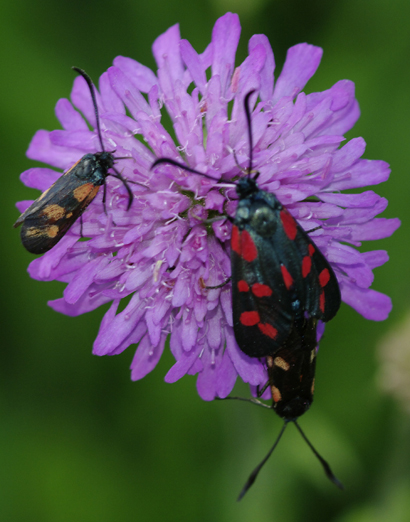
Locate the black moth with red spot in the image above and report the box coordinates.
[231,167,340,359]
[14,67,133,255]
[152,90,342,496]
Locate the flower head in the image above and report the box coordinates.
[17,13,400,400]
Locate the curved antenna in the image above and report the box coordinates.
[151,157,226,184]
[72,67,105,152]
[237,421,289,501]
[243,90,256,175]
[293,420,344,490]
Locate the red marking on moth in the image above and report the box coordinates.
[258,323,278,339]
[281,265,294,290]
[238,280,249,292]
[319,268,330,287]
[308,244,315,256]
[241,230,258,262]
[231,225,241,255]
[252,283,273,297]
[320,291,325,313]
[302,256,312,278]
[240,311,260,326]
[280,210,297,240]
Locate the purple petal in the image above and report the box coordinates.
[64,256,109,304]
[361,250,389,269]
[113,56,158,93]
[152,23,184,86]
[350,218,401,241]
[165,345,202,383]
[330,159,391,191]
[130,333,166,380]
[180,39,207,94]
[249,34,275,101]
[55,98,89,131]
[211,12,241,96]
[341,279,392,321]
[49,288,112,317]
[27,130,81,170]
[330,137,366,173]
[99,71,125,114]
[20,168,61,191]
[272,44,323,104]
[226,328,266,386]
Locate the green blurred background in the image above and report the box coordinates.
[1,0,409,521]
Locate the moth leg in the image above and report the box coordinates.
[257,380,270,398]
[80,215,84,238]
[205,277,231,290]
[215,396,271,410]
[306,225,321,234]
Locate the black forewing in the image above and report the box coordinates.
[292,228,341,321]
[231,190,340,358]
[14,160,82,227]
[231,225,295,358]
[14,160,100,254]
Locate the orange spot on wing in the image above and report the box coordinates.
[308,244,315,256]
[274,357,290,371]
[42,204,65,221]
[271,386,282,403]
[73,183,96,202]
[280,209,297,240]
[46,225,59,238]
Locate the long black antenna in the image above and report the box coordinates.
[151,157,226,184]
[238,419,344,501]
[72,67,105,152]
[293,420,344,490]
[237,421,289,501]
[243,90,255,175]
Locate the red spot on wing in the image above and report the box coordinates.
[231,225,241,255]
[240,311,260,326]
[309,244,315,256]
[280,210,297,240]
[258,323,278,339]
[281,265,294,290]
[320,291,325,313]
[241,230,258,262]
[252,283,273,297]
[319,268,330,287]
[238,280,249,292]
[302,256,312,278]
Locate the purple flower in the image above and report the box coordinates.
[17,13,400,400]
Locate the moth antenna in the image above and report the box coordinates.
[151,157,223,183]
[244,90,256,175]
[72,67,105,152]
[237,421,289,501]
[111,167,134,211]
[293,420,344,490]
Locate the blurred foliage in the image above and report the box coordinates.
[1,0,409,521]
